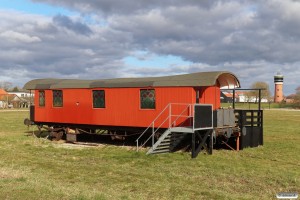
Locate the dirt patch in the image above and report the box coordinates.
[52,140,140,151]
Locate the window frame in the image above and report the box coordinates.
[92,90,106,108]
[39,90,45,107]
[52,90,63,107]
[140,89,156,109]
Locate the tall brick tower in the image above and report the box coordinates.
[274,72,284,103]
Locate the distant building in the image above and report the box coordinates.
[221,91,269,103]
[7,91,34,98]
[220,92,237,103]
[0,89,9,108]
[0,90,32,108]
[285,94,296,103]
[10,95,30,108]
[274,73,284,103]
[0,89,7,95]
[237,91,269,103]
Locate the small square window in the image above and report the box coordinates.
[140,89,155,109]
[93,90,105,108]
[53,90,63,107]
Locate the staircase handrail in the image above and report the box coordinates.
[170,104,193,127]
[136,103,194,151]
[141,103,193,150]
[136,103,171,150]
[139,113,172,149]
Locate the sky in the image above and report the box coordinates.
[0,0,300,95]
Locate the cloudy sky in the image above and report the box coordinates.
[0,0,299,95]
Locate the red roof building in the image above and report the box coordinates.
[0,89,8,95]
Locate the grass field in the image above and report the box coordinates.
[221,102,297,109]
[0,109,299,200]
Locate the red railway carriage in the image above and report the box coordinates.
[23,71,263,158]
[24,71,239,129]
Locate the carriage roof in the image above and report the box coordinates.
[23,71,240,90]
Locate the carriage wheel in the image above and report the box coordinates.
[36,125,43,137]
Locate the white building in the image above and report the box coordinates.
[236,92,269,103]
[8,91,34,98]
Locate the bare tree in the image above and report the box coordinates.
[244,91,253,103]
[0,81,12,91]
[249,82,271,103]
[293,86,300,108]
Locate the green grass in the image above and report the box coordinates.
[0,110,299,199]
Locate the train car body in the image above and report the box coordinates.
[24,71,263,158]
[24,71,239,129]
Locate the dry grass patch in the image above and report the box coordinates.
[0,167,26,180]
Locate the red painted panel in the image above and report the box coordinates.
[199,86,221,110]
[34,87,197,128]
[34,86,222,128]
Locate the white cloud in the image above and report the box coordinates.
[0,30,41,43]
[0,1,299,95]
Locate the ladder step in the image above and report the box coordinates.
[156,146,170,150]
[160,139,171,143]
[170,127,194,133]
[146,125,190,155]
[155,145,170,149]
[158,143,170,147]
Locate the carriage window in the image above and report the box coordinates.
[93,90,105,108]
[53,90,63,107]
[39,91,45,107]
[140,89,155,109]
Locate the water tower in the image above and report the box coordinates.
[274,72,284,103]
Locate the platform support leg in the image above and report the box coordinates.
[208,131,213,155]
[191,129,212,159]
[192,132,196,158]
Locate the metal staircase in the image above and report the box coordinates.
[146,129,172,154]
[136,103,194,155]
[136,103,214,158]
[147,131,190,154]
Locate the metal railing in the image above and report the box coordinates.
[136,103,193,151]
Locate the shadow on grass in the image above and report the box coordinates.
[23,126,240,155]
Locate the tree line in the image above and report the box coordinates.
[0,81,23,92]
